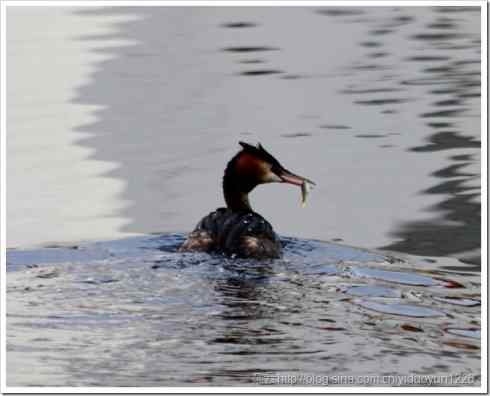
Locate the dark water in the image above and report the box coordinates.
[7,235,481,386]
[6,6,482,387]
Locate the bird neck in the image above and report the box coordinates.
[222,155,256,213]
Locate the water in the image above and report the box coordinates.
[7,235,481,386]
[6,6,481,387]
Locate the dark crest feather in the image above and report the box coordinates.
[238,141,282,168]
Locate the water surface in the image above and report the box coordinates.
[6,5,482,387]
[7,235,481,386]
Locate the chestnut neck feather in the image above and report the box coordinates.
[223,153,258,212]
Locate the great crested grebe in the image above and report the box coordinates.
[179,142,315,259]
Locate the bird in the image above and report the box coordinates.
[179,141,315,259]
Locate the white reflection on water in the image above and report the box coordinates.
[7,7,143,247]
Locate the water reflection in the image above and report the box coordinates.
[410,132,480,151]
[322,6,481,266]
[215,276,274,321]
[386,8,480,266]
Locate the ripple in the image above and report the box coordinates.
[344,285,401,298]
[355,134,386,139]
[238,59,265,64]
[368,52,389,59]
[445,328,480,339]
[221,46,279,53]
[436,6,481,13]
[319,124,351,130]
[412,33,464,41]
[432,296,480,306]
[422,65,454,74]
[239,70,283,76]
[360,41,383,48]
[281,132,311,138]
[354,98,409,106]
[406,55,451,62]
[341,87,403,94]
[315,8,365,16]
[426,122,453,128]
[349,267,435,286]
[433,99,462,107]
[352,300,445,318]
[443,340,479,351]
[395,15,414,23]
[221,22,257,29]
[410,132,480,152]
[79,277,119,285]
[369,28,393,36]
[280,74,307,80]
[420,109,465,118]
[427,21,457,29]
[400,323,424,332]
[352,64,389,71]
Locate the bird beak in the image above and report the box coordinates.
[278,168,316,187]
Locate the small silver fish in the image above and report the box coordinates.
[301,180,314,207]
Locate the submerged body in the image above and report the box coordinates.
[180,208,281,258]
[179,142,314,259]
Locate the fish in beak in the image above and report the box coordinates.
[276,168,316,207]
